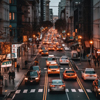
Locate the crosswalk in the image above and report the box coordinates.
[15,88,92,94]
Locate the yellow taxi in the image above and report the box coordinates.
[56,46,63,51]
[41,50,48,56]
[63,68,77,80]
[47,62,60,75]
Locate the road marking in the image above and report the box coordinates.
[78,89,84,92]
[15,90,21,94]
[65,89,69,92]
[38,89,43,92]
[30,89,35,93]
[71,89,76,92]
[60,68,63,69]
[86,89,92,93]
[44,68,47,69]
[23,89,28,93]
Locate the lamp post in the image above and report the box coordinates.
[89,40,93,59]
[78,35,82,62]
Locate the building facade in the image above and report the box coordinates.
[0,0,9,42]
[49,9,53,22]
[93,0,100,56]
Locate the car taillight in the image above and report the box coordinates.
[60,60,62,62]
[74,74,77,76]
[66,60,69,62]
[84,74,89,77]
[50,85,55,87]
[93,74,97,77]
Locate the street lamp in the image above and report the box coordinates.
[89,40,93,59]
[78,35,82,62]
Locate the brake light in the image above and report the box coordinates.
[50,85,55,87]
[60,60,62,62]
[74,74,77,76]
[84,74,89,77]
[66,60,69,62]
[93,74,97,77]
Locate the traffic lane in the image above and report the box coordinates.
[13,72,45,100]
[76,70,98,100]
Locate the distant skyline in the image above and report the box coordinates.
[50,0,61,16]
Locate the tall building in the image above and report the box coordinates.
[45,0,50,21]
[9,0,17,43]
[93,0,100,56]
[0,0,9,42]
[49,9,53,22]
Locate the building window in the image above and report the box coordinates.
[9,0,11,3]
[13,13,15,20]
[9,12,11,20]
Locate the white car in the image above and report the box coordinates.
[71,50,79,59]
[81,68,97,80]
[64,46,70,51]
[59,56,69,64]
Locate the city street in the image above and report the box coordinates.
[13,49,99,100]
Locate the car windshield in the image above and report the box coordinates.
[43,50,47,52]
[98,80,100,87]
[30,66,39,71]
[61,57,68,59]
[66,71,75,73]
[52,80,63,85]
[85,71,95,74]
[49,66,58,68]
[27,71,38,76]
[47,58,55,61]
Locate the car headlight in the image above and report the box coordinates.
[57,69,60,71]
[35,77,39,80]
[48,70,51,72]
[25,77,28,80]
[98,88,100,91]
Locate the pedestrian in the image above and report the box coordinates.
[97,57,99,67]
[17,64,20,72]
[8,70,11,83]
[88,55,91,65]
[34,58,38,65]
[11,70,15,84]
[94,59,96,67]
[25,61,27,68]
[0,72,3,85]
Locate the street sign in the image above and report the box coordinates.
[1,60,12,67]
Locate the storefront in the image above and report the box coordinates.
[1,60,12,74]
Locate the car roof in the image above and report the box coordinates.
[65,68,74,71]
[50,61,57,64]
[48,55,54,57]
[61,56,68,58]
[85,68,94,71]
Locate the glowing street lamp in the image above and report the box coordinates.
[89,40,93,59]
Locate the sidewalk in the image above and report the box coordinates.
[0,44,40,100]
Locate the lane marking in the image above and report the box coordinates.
[38,89,43,92]
[30,89,35,93]
[71,89,76,92]
[78,89,84,92]
[44,68,47,69]
[86,89,92,93]
[15,90,21,94]
[23,89,28,93]
[65,89,69,92]
[60,68,63,69]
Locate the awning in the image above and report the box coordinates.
[1,60,12,68]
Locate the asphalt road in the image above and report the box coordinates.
[13,49,99,100]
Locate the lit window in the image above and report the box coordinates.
[9,13,11,20]
[9,0,11,3]
[13,13,15,20]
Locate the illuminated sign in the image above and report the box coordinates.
[1,60,12,67]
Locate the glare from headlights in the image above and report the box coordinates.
[98,88,100,91]
[25,77,28,80]
[35,77,39,80]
